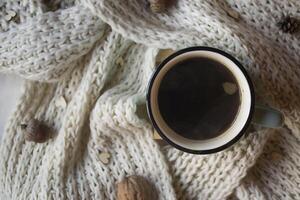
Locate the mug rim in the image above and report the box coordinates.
[146,46,255,154]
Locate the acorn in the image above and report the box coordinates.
[21,119,52,143]
[149,0,166,13]
[116,175,158,200]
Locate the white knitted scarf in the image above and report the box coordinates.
[0,0,300,199]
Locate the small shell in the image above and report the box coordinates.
[149,0,166,13]
[219,2,240,21]
[222,82,238,95]
[4,15,13,21]
[156,49,174,65]
[55,96,67,108]
[99,152,111,164]
[116,175,158,200]
[4,10,16,21]
[21,119,52,143]
[153,131,161,140]
[7,10,16,17]
[116,57,125,66]
[225,9,240,20]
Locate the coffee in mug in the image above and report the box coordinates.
[147,47,283,154]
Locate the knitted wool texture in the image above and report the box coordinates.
[0,0,299,199]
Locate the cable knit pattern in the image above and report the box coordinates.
[0,0,299,199]
[0,6,107,81]
[234,129,300,200]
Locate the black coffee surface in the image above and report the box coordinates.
[158,57,240,140]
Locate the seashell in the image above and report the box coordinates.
[55,96,67,108]
[223,82,238,95]
[99,152,111,164]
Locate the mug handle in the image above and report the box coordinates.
[252,105,284,128]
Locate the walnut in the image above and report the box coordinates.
[116,175,158,200]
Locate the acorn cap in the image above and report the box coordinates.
[21,119,52,143]
[277,15,299,33]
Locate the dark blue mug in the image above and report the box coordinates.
[147,47,283,154]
